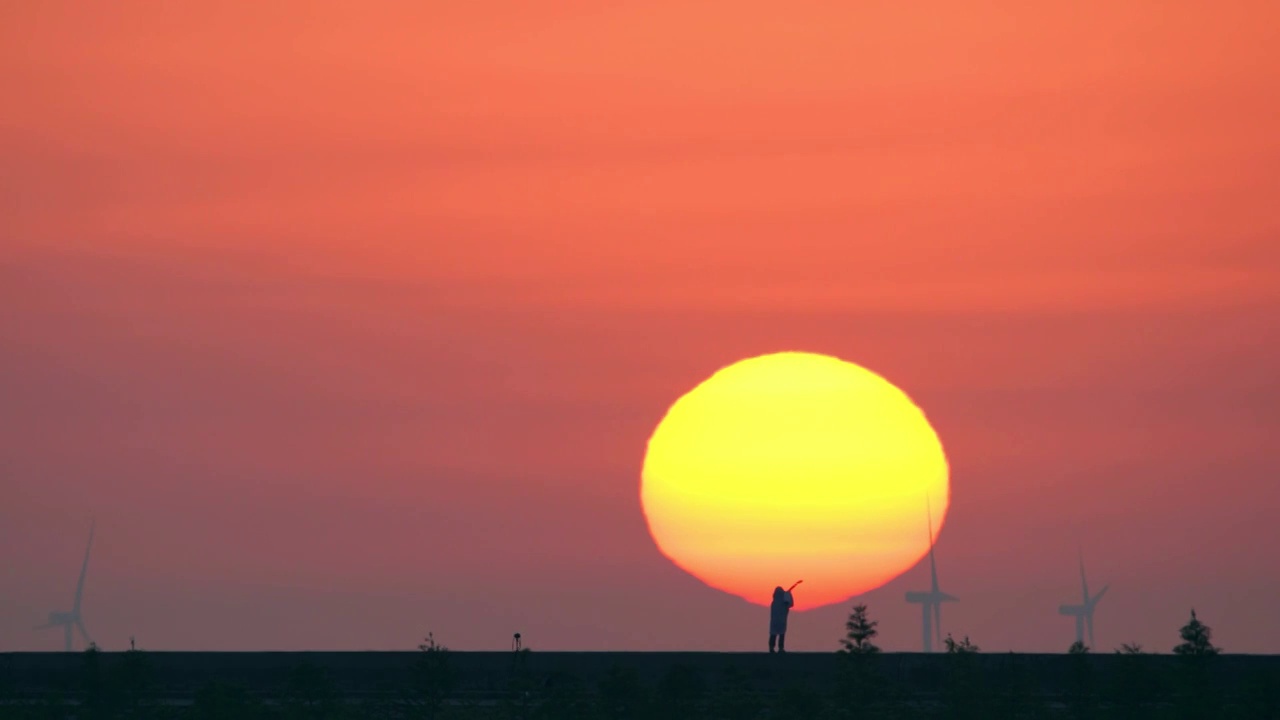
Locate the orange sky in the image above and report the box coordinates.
[3,1,1279,652]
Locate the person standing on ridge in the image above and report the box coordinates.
[769,581,801,653]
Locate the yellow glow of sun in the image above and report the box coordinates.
[640,352,950,609]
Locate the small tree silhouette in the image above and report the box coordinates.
[408,631,453,719]
[1173,609,1221,656]
[941,633,984,717]
[1109,641,1157,711]
[839,603,880,654]
[1172,609,1223,715]
[943,633,979,654]
[117,643,154,715]
[1066,638,1096,714]
[79,641,105,717]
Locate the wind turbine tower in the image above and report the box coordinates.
[904,505,957,652]
[37,522,96,651]
[1058,552,1108,647]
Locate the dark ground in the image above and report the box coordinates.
[3,650,1278,718]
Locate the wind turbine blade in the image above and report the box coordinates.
[1090,584,1109,606]
[929,551,940,593]
[1078,551,1089,604]
[76,619,93,647]
[934,602,942,647]
[73,521,95,614]
[927,500,940,593]
[1086,614,1095,647]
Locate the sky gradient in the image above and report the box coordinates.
[3,1,1279,653]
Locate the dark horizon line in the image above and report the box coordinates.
[5,649,1276,656]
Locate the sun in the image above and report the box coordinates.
[640,352,949,609]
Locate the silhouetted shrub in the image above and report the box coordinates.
[1173,609,1220,656]
[1169,609,1223,717]
[78,642,106,719]
[839,604,880,654]
[404,632,454,719]
[1065,644,1096,719]
[943,634,979,654]
[942,635,986,719]
[1106,647,1162,719]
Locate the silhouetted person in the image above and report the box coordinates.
[769,581,800,652]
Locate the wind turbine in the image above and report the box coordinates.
[1058,552,1108,647]
[36,522,96,651]
[904,504,957,652]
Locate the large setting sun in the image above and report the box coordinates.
[641,352,950,609]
